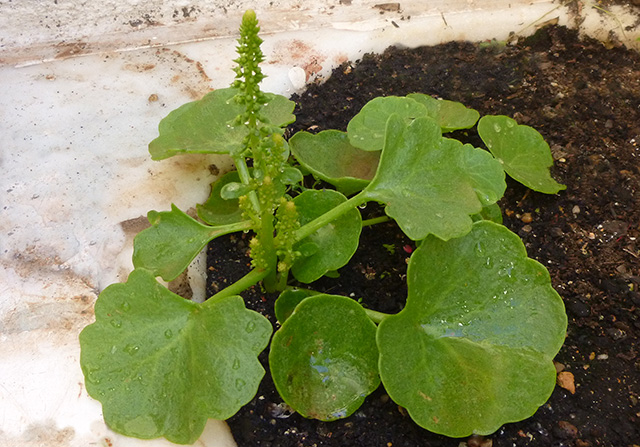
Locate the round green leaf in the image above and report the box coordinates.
[79,269,272,444]
[274,288,317,323]
[149,88,295,160]
[377,221,567,437]
[197,171,244,226]
[471,202,503,224]
[347,96,430,151]
[477,115,566,194]
[270,294,380,420]
[289,130,379,196]
[280,166,304,185]
[363,115,506,241]
[220,181,253,200]
[408,93,480,132]
[291,190,362,283]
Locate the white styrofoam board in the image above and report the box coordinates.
[0,1,638,446]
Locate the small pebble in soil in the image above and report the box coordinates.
[550,226,564,237]
[553,420,579,439]
[557,371,576,394]
[607,327,627,340]
[463,434,493,447]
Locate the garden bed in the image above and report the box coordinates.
[207,25,640,447]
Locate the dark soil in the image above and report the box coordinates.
[207,26,640,447]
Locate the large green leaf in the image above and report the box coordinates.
[149,88,296,160]
[347,96,430,151]
[377,221,567,437]
[363,115,506,241]
[407,93,480,132]
[270,294,380,420]
[477,115,566,194]
[133,204,249,281]
[79,269,272,444]
[289,130,379,196]
[291,190,362,283]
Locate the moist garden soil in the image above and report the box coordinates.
[206,25,640,447]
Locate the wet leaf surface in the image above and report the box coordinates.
[270,294,380,421]
[79,269,272,444]
[378,221,567,436]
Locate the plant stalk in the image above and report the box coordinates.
[294,192,369,243]
[258,207,279,292]
[233,154,262,215]
[361,215,390,227]
[207,267,271,303]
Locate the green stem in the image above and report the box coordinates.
[364,308,391,324]
[275,268,289,291]
[294,191,369,243]
[259,209,278,292]
[210,219,253,236]
[207,267,271,303]
[361,215,390,227]
[233,155,262,215]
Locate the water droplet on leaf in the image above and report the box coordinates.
[164,329,173,339]
[232,358,241,370]
[121,301,131,312]
[493,123,501,132]
[235,378,246,390]
[87,368,102,385]
[110,319,122,328]
[245,321,256,333]
[124,344,140,355]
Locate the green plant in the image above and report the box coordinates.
[80,10,568,444]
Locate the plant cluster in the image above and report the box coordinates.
[80,10,568,444]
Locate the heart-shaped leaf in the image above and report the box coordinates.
[270,294,380,420]
[197,171,244,226]
[79,269,272,444]
[289,130,379,196]
[377,221,567,437]
[133,204,249,281]
[149,88,295,160]
[291,190,362,283]
[347,96,430,151]
[477,115,566,194]
[407,93,480,132]
[363,115,506,241]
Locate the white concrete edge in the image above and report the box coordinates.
[3,0,638,69]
